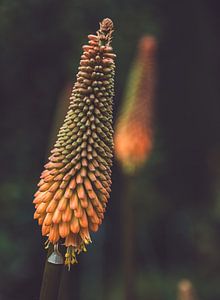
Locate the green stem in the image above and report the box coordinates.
[123,173,136,300]
[57,264,80,300]
[39,245,63,300]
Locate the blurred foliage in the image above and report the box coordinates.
[0,0,220,299]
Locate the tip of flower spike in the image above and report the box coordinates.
[100,18,114,33]
[139,36,157,55]
[97,18,114,46]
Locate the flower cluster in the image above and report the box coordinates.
[114,36,157,174]
[33,18,115,269]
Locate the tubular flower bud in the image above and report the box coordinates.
[114,36,157,174]
[33,18,115,269]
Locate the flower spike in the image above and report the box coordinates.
[33,18,116,269]
[114,36,157,174]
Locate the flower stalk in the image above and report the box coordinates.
[114,36,157,300]
[39,245,63,300]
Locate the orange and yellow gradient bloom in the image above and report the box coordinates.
[33,19,115,269]
[115,36,157,174]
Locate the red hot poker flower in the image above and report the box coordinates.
[33,18,116,269]
[114,36,157,174]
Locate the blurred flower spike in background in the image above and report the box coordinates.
[177,279,198,300]
[114,35,157,174]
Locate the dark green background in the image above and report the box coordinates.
[0,0,220,299]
